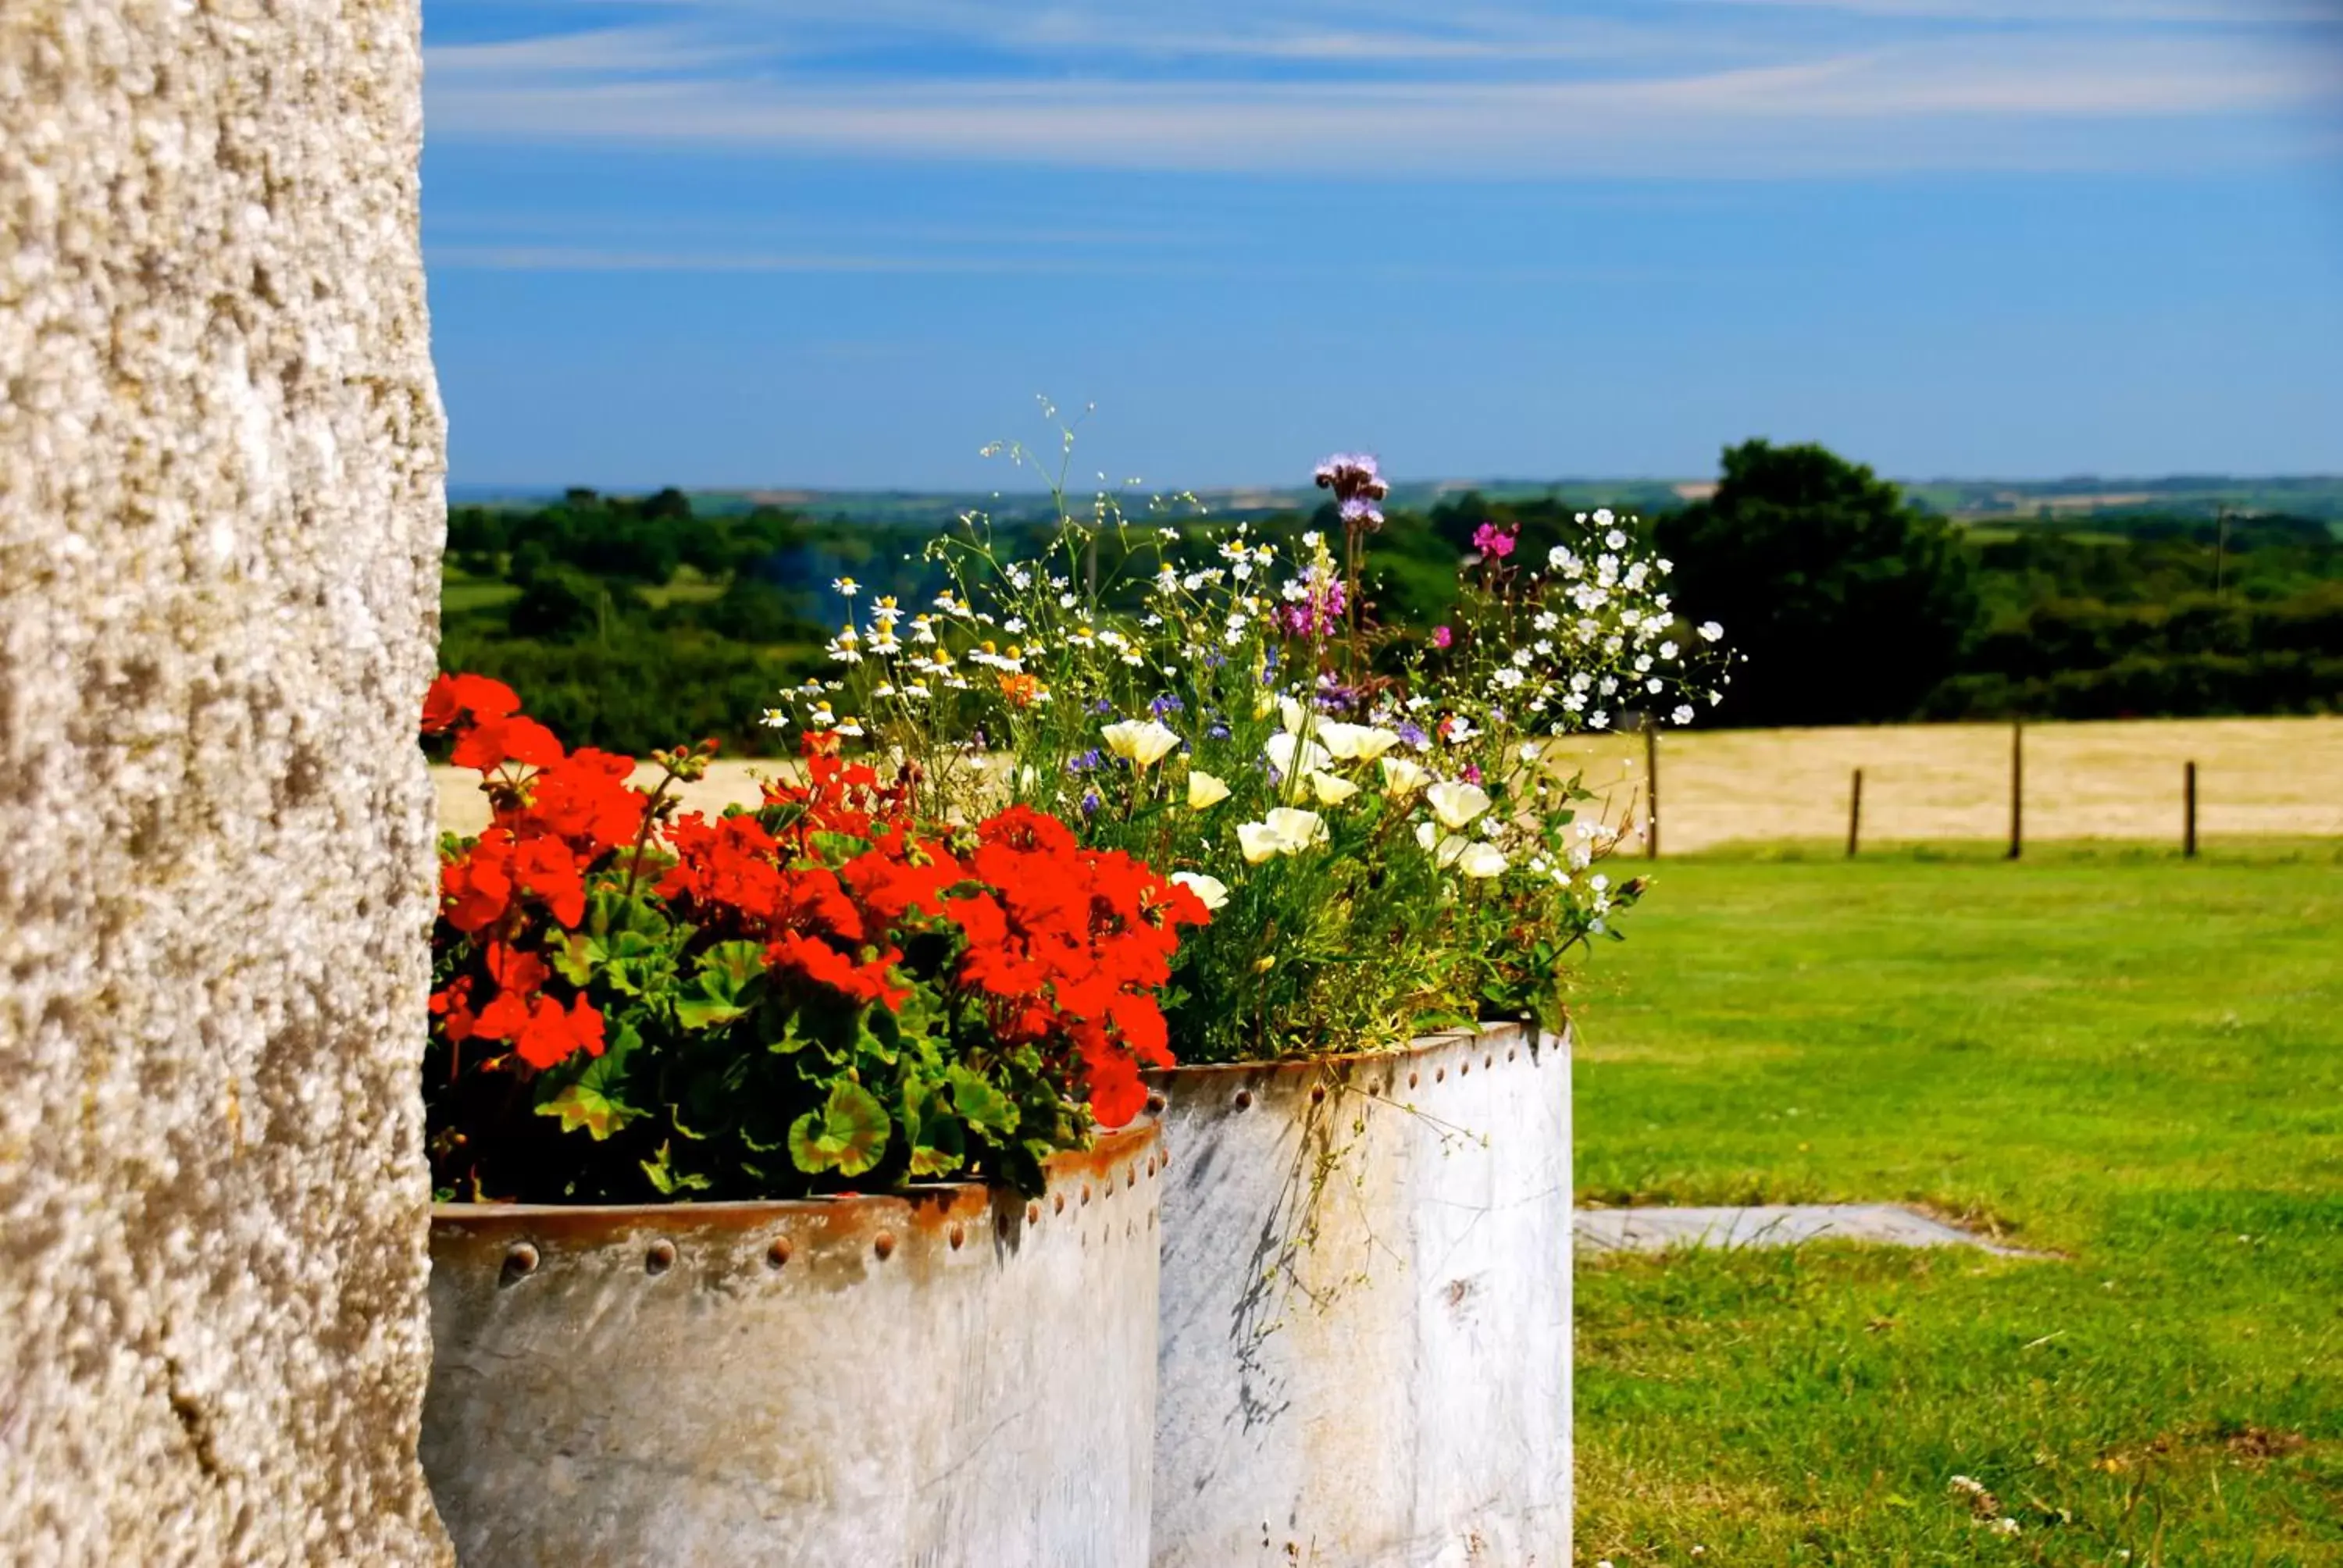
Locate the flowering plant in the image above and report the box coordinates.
[423,672,1207,1202]
[764,445,1729,1064]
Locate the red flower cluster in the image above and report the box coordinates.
[426,679,1207,1130]
[425,673,648,1069]
[658,737,1211,1126]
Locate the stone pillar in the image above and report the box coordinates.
[1,2,450,1562]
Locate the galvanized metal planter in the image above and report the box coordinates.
[420,1124,1161,1568]
[1150,1024,1572,1568]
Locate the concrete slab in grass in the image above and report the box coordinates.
[1574,1204,2036,1257]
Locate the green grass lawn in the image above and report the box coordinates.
[1572,843,2343,1566]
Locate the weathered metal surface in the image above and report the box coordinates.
[421,1124,1161,1567]
[1150,1025,1572,1568]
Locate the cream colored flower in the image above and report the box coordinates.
[1187,769,1232,810]
[1278,695,1308,733]
[1307,770,1360,807]
[1101,718,1181,769]
[1169,871,1229,911]
[1456,842,1508,878]
[1240,808,1328,863]
[1265,807,1328,850]
[1265,731,1332,778]
[1319,722,1402,763]
[1427,779,1492,831]
[1416,821,1468,867]
[1379,756,1430,797]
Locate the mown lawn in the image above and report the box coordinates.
[1571,843,2343,1566]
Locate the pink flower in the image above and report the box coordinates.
[1460,763,1483,784]
[1432,625,1453,650]
[1471,522,1517,560]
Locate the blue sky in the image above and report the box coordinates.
[421,0,2343,490]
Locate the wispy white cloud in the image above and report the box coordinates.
[423,0,2343,176]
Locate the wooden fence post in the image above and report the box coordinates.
[1847,768,1863,858]
[2184,761,2198,858]
[2006,720,2024,861]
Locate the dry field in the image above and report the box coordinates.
[1552,714,2343,853]
[434,715,2343,853]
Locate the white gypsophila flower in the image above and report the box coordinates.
[1593,508,1614,526]
[1426,779,1492,830]
[1646,678,1664,693]
[1102,719,1181,768]
[1660,640,1678,659]
[1591,711,1610,729]
[1188,769,1232,810]
[1307,770,1360,806]
[1170,871,1229,911]
[1604,529,1627,550]
[1699,621,1724,643]
[1533,609,1560,632]
[1674,704,1696,725]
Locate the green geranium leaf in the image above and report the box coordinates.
[534,1024,641,1141]
[946,1065,1019,1136]
[551,932,601,989]
[676,939,767,1030]
[786,1078,892,1178]
[640,1139,712,1196]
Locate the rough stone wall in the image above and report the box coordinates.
[0,2,450,1563]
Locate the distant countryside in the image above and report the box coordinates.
[439,443,2343,761]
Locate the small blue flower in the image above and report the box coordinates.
[1206,722,1232,742]
[1150,693,1186,718]
[1397,722,1428,749]
[1080,789,1103,818]
[1089,698,1114,716]
[1067,748,1106,775]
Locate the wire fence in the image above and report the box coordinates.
[1553,715,2343,857]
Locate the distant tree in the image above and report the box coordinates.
[1657,440,1979,726]
[508,572,605,642]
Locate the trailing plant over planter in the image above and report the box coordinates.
[423,672,1207,1202]
[763,442,1731,1063]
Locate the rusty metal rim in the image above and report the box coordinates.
[1147,1021,1537,1085]
[431,1120,1157,1233]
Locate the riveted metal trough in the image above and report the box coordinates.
[419,1122,1162,1568]
[1149,1024,1572,1568]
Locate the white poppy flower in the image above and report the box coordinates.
[1320,722,1402,762]
[1101,719,1181,769]
[1307,771,1360,807]
[1169,871,1229,911]
[1265,731,1332,777]
[1378,756,1430,796]
[1426,780,1492,831]
[1187,770,1232,811]
[1456,843,1508,878]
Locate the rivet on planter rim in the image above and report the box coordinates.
[873,1231,897,1261]
[645,1240,676,1276]
[501,1242,540,1281]
[1054,1192,1066,1214]
[1436,1067,1446,1082]
[1310,1085,1326,1104]
[766,1237,791,1270]
[1081,1184,1092,1206]
[948,1222,966,1250]
[1027,1201,1042,1224]
[1126,1166,1137,1188]
[1233,1089,1254,1110]
[1408,1072,1419,1089]
[1145,1092,1167,1114]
